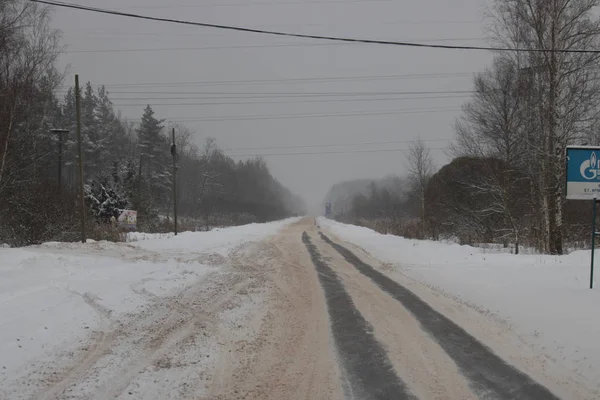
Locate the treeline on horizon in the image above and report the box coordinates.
[0,2,305,246]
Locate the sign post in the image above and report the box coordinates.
[591,199,597,289]
[566,146,600,288]
[170,127,178,236]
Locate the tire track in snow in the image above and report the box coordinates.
[302,232,416,400]
[319,231,562,400]
[37,291,118,400]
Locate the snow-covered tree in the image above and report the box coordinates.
[137,105,169,210]
[85,180,129,223]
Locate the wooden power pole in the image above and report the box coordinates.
[75,75,86,243]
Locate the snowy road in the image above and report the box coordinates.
[1,218,593,399]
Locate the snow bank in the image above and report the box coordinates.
[127,231,175,242]
[128,218,299,256]
[0,218,297,392]
[318,217,600,385]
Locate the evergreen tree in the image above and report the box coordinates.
[136,105,168,209]
[85,179,129,223]
[96,86,127,166]
[81,82,101,177]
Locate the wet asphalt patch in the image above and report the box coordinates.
[302,232,416,400]
[319,232,562,400]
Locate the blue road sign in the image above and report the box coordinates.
[565,146,600,288]
[566,146,600,200]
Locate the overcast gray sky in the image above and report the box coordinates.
[51,0,493,212]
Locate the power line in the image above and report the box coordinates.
[226,147,450,157]
[223,138,453,152]
[56,90,474,97]
[64,42,349,53]
[115,0,394,9]
[109,93,472,100]
[160,107,460,122]
[31,0,600,53]
[109,95,470,107]
[70,20,481,35]
[76,31,483,41]
[56,72,475,88]
[63,38,489,54]
[110,96,470,107]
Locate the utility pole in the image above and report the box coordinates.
[75,75,86,243]
[170,127,178,235]
[50,128,70,196]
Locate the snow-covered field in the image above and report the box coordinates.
[0,218,297,398]
[319,217,600,389]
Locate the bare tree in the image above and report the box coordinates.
[462,167,530,253]
[0,1,62,191]
[193,138,224,226]
[469,0,600,254]
[171,122,194,157]
[454,57,530,166]
[425,157,498,244]
[407,138,434,238]
[453,57,537,252]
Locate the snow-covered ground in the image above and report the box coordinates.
[318,217,600,389]
[0,218,297,398]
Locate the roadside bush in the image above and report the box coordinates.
[0,182,80,246]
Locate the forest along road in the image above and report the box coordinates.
[30,218,572,400]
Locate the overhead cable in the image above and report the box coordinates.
[223,138,453,152]
[56,72,475,89]
[30,0,600,53]
[226,147,450,157]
